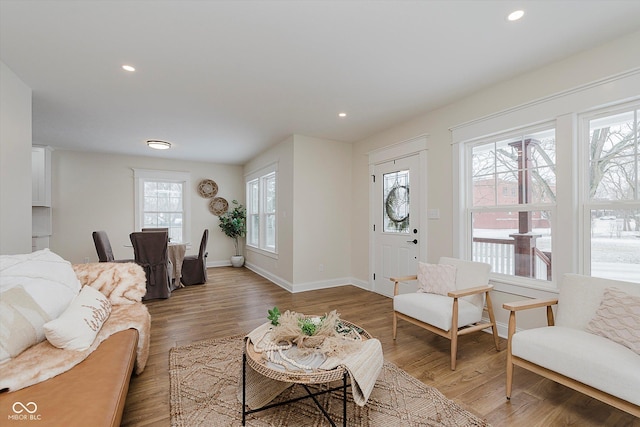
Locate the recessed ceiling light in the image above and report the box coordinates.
[338,112,347,118]
[146,140,171,150]
[507,10,524,21]
[122,65,136,72]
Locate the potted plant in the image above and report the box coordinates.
[218,199,246,267]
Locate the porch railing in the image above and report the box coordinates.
[472,237,551,281]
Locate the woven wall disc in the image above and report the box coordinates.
[209,197,229,216]
[197,179,218,198]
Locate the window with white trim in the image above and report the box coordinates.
[133,169,191,243]
[246,165,277,253]
[467,126,556,283]
[580,102,640,282]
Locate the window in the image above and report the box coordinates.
[246,164,277,253]
[134,169,191,243]
[467,126,556,282]
[452,72,639,292]
[581,103,640,282]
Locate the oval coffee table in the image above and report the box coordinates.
[241,320,371,427]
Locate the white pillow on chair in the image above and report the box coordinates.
[417,262,457,296]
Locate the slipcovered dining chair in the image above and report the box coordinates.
[181,229,208,286]
[391,257,500,370]
[92,230,134,263]
[130,231,171,300]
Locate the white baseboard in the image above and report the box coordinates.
[217,264,508,338]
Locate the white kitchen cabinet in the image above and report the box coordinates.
[32,145,52,207]
[32,146,53,250]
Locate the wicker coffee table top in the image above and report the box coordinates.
[245,320,371,385]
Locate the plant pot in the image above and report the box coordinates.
[230,255,245,268]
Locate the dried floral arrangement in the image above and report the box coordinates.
[254,307,364,370]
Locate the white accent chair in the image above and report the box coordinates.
[391,257,500,370]
[504,273,640,417]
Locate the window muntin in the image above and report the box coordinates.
[468,127,556,283]
[133,169,190,244]
[142,180,184,242]
[246,167,277,253]
[583,105,640,282]
[247,180,259,247]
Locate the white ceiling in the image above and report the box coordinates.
[2,1,640,165]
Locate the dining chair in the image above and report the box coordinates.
[142,227,169,232]
[92,230,134,263]
[130,231,171,300]
[181,229,209,285]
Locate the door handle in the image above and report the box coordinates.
[406,239,418,244]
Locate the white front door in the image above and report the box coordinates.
[372,154,422,296]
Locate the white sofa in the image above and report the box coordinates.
[503,273,640,417]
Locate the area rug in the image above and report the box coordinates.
[169,335,490,427]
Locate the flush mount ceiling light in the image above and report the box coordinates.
[338,112,347,118]
[122,64,136,72]
[146,140,171,150]
[507,10,525,21]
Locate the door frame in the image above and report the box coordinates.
[368,135,429,295]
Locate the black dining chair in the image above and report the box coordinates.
[181,229,209,286]
[130,231,171,300]
[92,230,134,263]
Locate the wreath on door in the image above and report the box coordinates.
[385,184,409,231]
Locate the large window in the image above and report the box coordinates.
[246,165,277,253]
[453,70,640,292]
[134,169,191,243]
[581,103,640,282]
[468,126,556,282]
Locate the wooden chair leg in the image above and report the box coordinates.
[450,298,459,370]
[506,310,516,399]
[450,331,458,371]
[506,355,514,399]
[392,312,397,340]
[485,291,500,351]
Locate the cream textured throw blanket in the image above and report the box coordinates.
[0,302,151,393]
[241,322,383,409]
[0,262,151,392]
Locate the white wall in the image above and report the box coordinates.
[244,136,295,284]
[350,30,640,331]
[0,61,32,255]
[244,135,353,291]
[50,150,244,264]
[292,135,352,287]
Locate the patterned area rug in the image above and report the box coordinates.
[169,335,490,427]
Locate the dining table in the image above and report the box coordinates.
[167,242,187,289]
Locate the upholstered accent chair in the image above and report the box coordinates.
[181,229,209,286]
[392,257,500,370]
[92,230,134,263]
[130,231,171,300]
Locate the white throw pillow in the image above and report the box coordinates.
[417,262,457,296]
[44,285,112,351]
[0,286,51,363]
[0,249,81,319]
[586,287,640,355]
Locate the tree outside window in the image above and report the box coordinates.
[584,106,640,282]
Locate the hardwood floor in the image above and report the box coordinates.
[121,267,639,427]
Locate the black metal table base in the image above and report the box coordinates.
[242,352,348,427]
